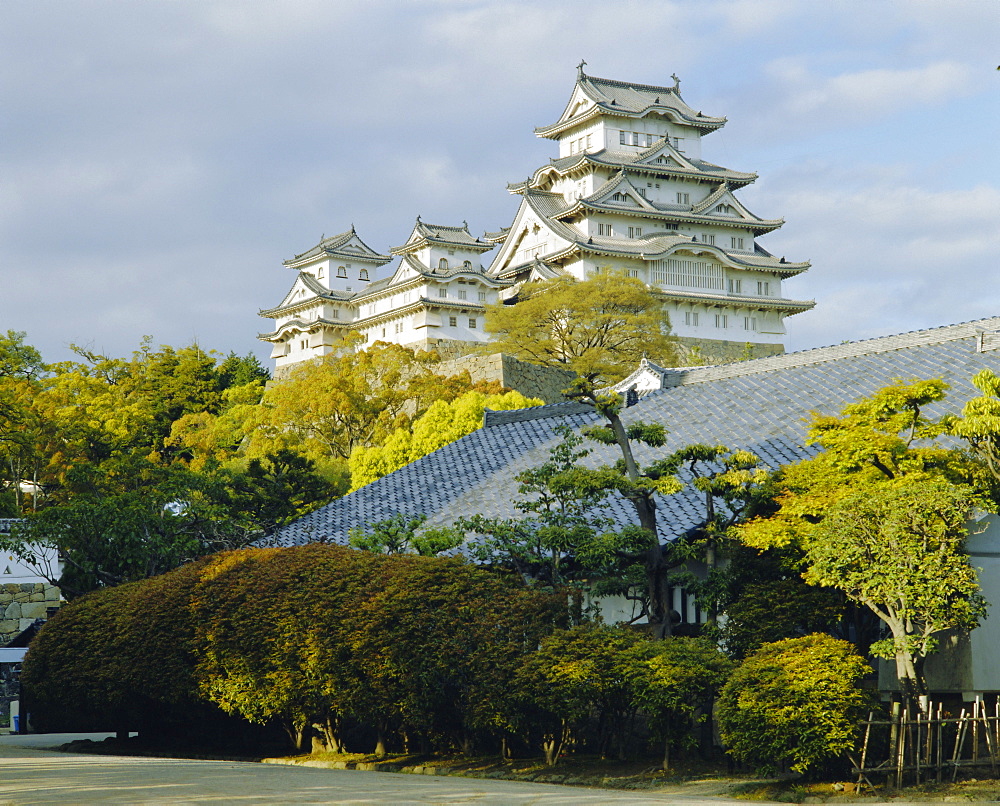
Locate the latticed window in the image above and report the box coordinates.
[649,258,724,290]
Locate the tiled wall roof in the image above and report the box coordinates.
[269,317,1000,548]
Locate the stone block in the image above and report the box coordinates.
[29,593,45,602]
[19,602,48,620]
[32,583,44,593]
[44,586,60,601]
[18,618,34,631]
[3,603,20,620]
[19,584,34,592]
[3,584,20,594]
[0,594,12,605]
[13,593,29,603]
[0,619,18,634]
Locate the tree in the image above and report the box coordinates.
[633,636,733,770]
[348,389,542,490]
[458,425,646,587]
[717,634,873,776]
[946,368,1000,502]
[484,271,679,385]
[804,479,985,702]
[515,625,648,765]
[738,380,987,704]
[347,513,463,557]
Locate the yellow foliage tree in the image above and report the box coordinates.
[349,389,542,490]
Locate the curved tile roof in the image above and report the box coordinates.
[268,316,1000,548]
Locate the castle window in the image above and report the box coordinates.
[757,280,771,296]
[728,278,742,294]
[458,289,467,300]
[649,258,723,290]
[598,222,613,236]
[332,309,340,319]
[628,226,642,238]
[676,192,690,205]
[359,269,369,281]
[620,131,629,145]
[463,260,472,269]
[586,134,592,149]
[337,266,347,277]
[744,316,758,332]
[478,291,487,302]
[715,314,728,328]
[395,322,403,334]
[703,234,716,246]
[317,267,325,279]
[439,288,447,298]
[627,269,639,278]
[684,311,700,326]
[731,236,745,250]
[439,258,449,269]
[448,316,457,327]
[468,318,477,329]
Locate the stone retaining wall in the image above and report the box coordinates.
[675,336,784,365]
[437,353,577,404]
[1,583,61,646]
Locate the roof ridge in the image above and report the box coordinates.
[665,316,1000,386]
[483,401,594,427]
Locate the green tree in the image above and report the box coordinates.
[633,636,733,770]
[804,479,985,703]
[484,271,678,385]
[738,380,986,703]
[347,513,463,557]
[516,625,648,765]
[458,426,645,587]
[717,634,873,776]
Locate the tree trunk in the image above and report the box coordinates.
[895,649,929,713]
[374,725,388,758]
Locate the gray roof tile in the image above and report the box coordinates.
[269,317,1000,549]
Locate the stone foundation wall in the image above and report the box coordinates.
[437,353,577,404]
[1,583,61,646]
[675,337,784,365]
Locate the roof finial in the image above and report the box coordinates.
[416,214,422,223]
[350,223,356,233]
[463,219,469,230]
[671,73,681,92]
[577,59,587,77]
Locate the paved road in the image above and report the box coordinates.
[0,733,780,805]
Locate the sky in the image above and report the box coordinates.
[2,0,998,367]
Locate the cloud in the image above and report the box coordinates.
[765,176,1000,350]
[767,60,974,123]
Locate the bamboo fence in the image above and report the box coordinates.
[852,698,1000,790]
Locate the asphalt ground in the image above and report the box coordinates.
[0,732,791,805]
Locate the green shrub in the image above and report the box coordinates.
[717,633,873,775]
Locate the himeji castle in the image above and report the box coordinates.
[260,66,813,372]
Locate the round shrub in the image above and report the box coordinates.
[717,633,873,775]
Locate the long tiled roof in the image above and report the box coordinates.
[269,317,1000,548]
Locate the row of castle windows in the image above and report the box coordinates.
[683,311,759,332]
[318,266,369,281]
[619,131,684,151]
[595,220,749,251]
[438,259,474,270]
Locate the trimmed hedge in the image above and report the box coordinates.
[22,545,567,752]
